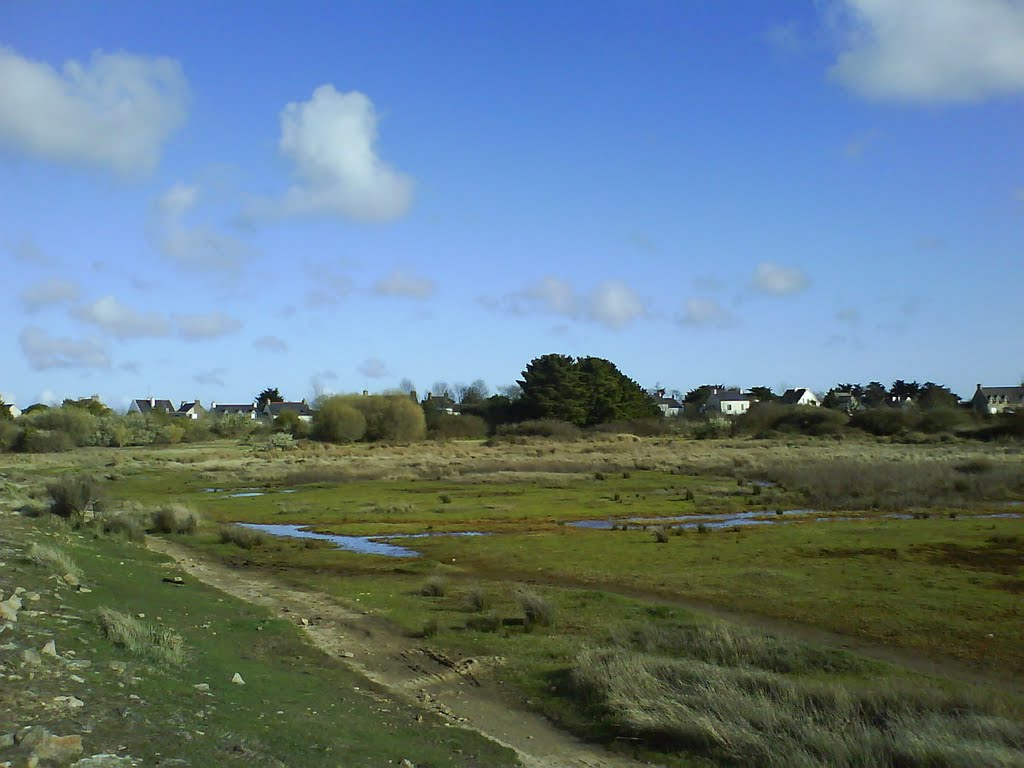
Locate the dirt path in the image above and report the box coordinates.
[146,537,654,768]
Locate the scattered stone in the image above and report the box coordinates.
[54,695,85,709]
[339,651,354,658]
[108,661,127,674]
[70,675,85,684]
[300,617,309,626]
[22,649,42,666]
[400,760,417,768]
[41,640,58,658]
[77,587,92,594]
[62,574,80,588]
[193,683,210,692]
[25,592,40,602]
[136,614,144,619]
[162,577,184,586]
[231,673,244,685]
[0,732,14,748]
[16,726,49,748]
[14,587,26,596]
[34,733,84,763]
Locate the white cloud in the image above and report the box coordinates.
[254,335,288,353]
[22,278,80,311]
[0,46,188,174]
[587,280,647,329]
[752,262,810,296]
[830,0,1024,103]
[310,369,338,396]
[175,312,242,341]
[306,270,353,307]
[358,357,390,379]
[72,295,170,338]
[498,276,649,330]
[19,326,110,370]
[373,268,435,299]
[153,182,249,271]
[272,85,413,221]
[677,298,736,328]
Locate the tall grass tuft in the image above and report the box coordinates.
[27,542,83,579]
[420,575,447,597]
[465,586,490,612]
[518,590,554,629]
[100,513,148,542]
[151,504,200,535]
[46,475,100,521]
[219,525,269,549]
[96,607,186,666]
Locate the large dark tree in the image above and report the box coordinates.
[862,381,888,407]
[748,386,777,403]
[517,354,658,426]
[889,380,921,401]
[917,382,959,409]
[256,387,283,411]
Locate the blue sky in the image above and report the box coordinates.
[2,0,1022,409]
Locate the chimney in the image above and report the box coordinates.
[211,401,217,409]
[150,397,155,407]
[362,390,368,396]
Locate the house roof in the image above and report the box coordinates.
[265,401,313,417]
[210,404,256,414]
[708,390,749,402]
[655,396,682,408]
[133,398,175,413]
[780,388,815,404]
[977,386,1024,399]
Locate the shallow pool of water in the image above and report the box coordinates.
[237,524,487,558]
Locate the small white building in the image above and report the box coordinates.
[781,388,820,407]
[703,388,751,416]
[0,403,21,419]
[175,400,204,420]
[653,395,682,417]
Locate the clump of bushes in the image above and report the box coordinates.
[518,590,554,629]
[151,504,200,535]
[219,525,270,549]
[100,513,148,542]
[652,528,669,543]
[465,613,501,633]
[96,607,185,666]
[495,419,582,441]
[429,413,488,440]
[46,475,101,522]
[465,587,490,612]
[420,575,447,597]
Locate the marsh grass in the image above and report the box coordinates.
[570,623,1024,767]
[765,458,1024,511]
[151,503,200,534]
[96,607,186,666]
[27,542,83,579]
[420,575,447,597]
[46,474,101,521]
[518,590,554,629]
[219,525,271,549]
[465,586,490,612]
[100,512,148,542]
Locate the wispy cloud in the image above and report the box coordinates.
[676,297,736,328]
[372,268,435,299]
[19,326,110,370]
[253,335,288,353]
[751,262,810,296]
[193,368,225,387]
[829,0,1024,103]
[175,312,242,341]
[22,278,79,311]
[492,276,649,330]
[72,296,170,339]
[357,357,390,379]
[0,45,188,175]
[153,182,250,271]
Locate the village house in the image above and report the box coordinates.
[0,402,21,419]
[971,384,1024,415]
[653,394,682,417]
[262,400,314,422]
[129,398,175,415]
[175,400,205,420]
[209,401,260,419]
[703,388,751,416]
[781,388,820,407]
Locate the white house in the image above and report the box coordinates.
[703,388,751,416]
[781,388,820,407]
[0,403,21,419]
[653,395,682,417]
[263,400,314,422]
[971,384,1024,415]
[209,401,259,419]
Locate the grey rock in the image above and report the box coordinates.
[72,756,138,768]
[22,649,42,665]
[41,640,58,657]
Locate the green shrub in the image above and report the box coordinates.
[495,419,582,441]
[47,475,100,521]
[151,504,200,535]
[420,576,447,597]
[465,613,501,633]
[349,394,426,442]
[653,528,669,543]
[850,408,913,436]
[311,396,367,443]
[16,428,76,453]
[429,413,489,440]
[465,587,490,612]
[101,513,148,542]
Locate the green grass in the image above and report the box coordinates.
[0,515,518,767]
